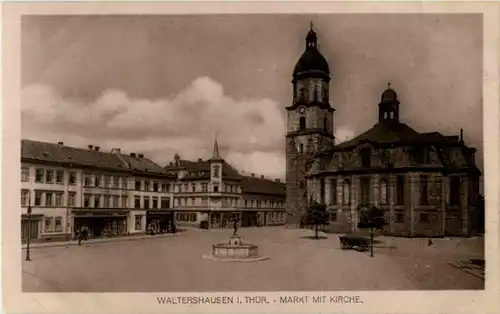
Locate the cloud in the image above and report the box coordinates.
[22,77,289,178]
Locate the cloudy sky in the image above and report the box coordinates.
[21,14,483,179]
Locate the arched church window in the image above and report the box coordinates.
[343,180,351,205]
[380,179,388,204]
[299,117,306,131]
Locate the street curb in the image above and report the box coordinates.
[22,233,181,250]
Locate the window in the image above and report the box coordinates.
[396,213,404,223]
[420,175,429,205]
[323,117,328,133]
[162,183,170,192]
[192,185,197,193]
[55,192,63,207]
[202,184,208,192]
[45,192,53,206]
[134,196,141,208]
[396,175,405,205]
[144,197,150,209]
[202,197,208,206]
[359,177,371,205]
[56,170,64,184]
[330,212,337,222]
[135,180,141,191]
[153,182,159,192]
[21,190,30,206]
[320,178,325,203]
[84,174,91,187]
[113,195,119,208]
[213,185,219,192]
[343,180,351,205]
[94,195,101,208]
[122,196,129,208]
[103,195,109,208]
[152,196,158,209]
[300,144,304,153]
[183,184,188,192]
[84,194,91,208]
[54,217,63,232]
[212,165,220,178]
[160,197,170,209]
[44,217,53,232]
[94,176,100,187]
[121,177,128,189]
[69,172,77,185]
[419,213,429,223]
[360,148,371,168]
[145,180,150,191]
[135,215,143,230]
[21,167,29,182]
[68,192,76,207]
[103,175,109,188]
[449,176,461,206]
[112,176,118,188]
[380,179,388,205]
[46,170,54,183]
[35,169,44,183]
[299,117,306,131]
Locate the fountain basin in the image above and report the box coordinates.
[202,235,269,262]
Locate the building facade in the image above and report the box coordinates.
[21,140,176,242]
[164,139,286,229]
[286,27,482,237]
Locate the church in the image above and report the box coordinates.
[285,26,482,237]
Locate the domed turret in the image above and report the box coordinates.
[381,83,398,103]
[292,24,330,81]
[378,83,400,123]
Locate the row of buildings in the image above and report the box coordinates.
[21,139,286,242]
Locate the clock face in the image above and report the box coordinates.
[299,107,305,114]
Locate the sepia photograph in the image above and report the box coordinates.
[2,2,500,314]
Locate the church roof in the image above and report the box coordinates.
[335,121,425,149]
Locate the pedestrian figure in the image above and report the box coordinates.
[428,238,433,246]
[233,216,239,236]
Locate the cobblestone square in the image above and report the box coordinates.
[22,228,484,292]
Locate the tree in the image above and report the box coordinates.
[305,202,330,239]
[357,204,387,257]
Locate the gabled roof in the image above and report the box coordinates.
[21,139,173,177]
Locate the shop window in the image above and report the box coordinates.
[54,217,63,232]
[44,217,53,232]
[396,213,404,223]
[190,213,197,222]
[135,215,143,230]
[419,213,429,223]
[46,170,54,184]
[35,168,44,183]
[21,167,29,182]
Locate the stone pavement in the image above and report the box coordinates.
[21,228,484,292]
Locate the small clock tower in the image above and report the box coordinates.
[285,24,336,227]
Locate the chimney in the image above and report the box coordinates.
[261,175,264,179]
[138,154,144,158]
[274,179,281,183]
[251,173,255,177]
[94,146,100,151]
[130,153,136,157]
[197,158,202,162]
[88,145,93,150]
[57,141,64,146]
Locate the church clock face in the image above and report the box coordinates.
[299,107,305,114]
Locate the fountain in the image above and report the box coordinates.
[202,221,269,262]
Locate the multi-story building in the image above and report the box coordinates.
[164,139,286,229]
[286,26,483,237]
[21,140,176,242]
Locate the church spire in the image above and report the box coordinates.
[209,136,223,161]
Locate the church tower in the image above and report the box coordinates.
[285,24,335,227]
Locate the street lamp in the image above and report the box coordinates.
[25,206,32,261]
